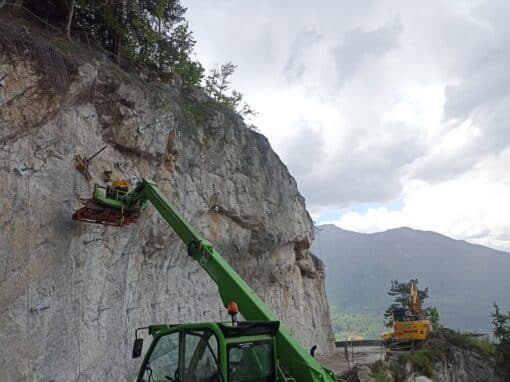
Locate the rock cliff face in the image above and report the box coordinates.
[0,24,334,381]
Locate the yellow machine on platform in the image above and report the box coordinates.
[392,314,430,342]
[382,281,432,348]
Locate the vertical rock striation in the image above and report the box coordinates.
[0,24,334,380]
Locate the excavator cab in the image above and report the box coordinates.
[392,307,409,323]
[382,281,433,349]
[134,321,279,382]
[389,286,431,348]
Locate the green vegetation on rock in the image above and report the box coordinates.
[369,360,392,382]
[204,62,257,124]
[21,0,256,122]
[442,330,495,358]
[23,0,204,84]
[367,328,501,382]
[492,303,510,373]
[395,348,442,378]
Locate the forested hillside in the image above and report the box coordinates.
[314,224,510,335]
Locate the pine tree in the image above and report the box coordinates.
[65,0,202,84]
[426,306,441,330]
[204,62,257,122]
[491,303,510,371]
[383,279,435,327]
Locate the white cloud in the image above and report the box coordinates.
[185,0,510,251]
[324,147,510,251]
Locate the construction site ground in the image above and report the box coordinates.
[320,346,384,377]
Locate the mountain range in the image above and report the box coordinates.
[313,224,510,333]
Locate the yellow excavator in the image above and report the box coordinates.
[381,281,431,349]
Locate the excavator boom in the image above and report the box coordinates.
[408,281,423,315]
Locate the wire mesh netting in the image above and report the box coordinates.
[0,3,75,94]
[0,2,147,96]
[3,1,183,75]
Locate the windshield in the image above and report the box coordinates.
[228,341,275,382]
[140,329,222,382]
[142,332,179,382]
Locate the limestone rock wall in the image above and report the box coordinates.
[0,25,334,381]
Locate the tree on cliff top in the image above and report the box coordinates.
[23,0,204,85]
[21,0,254,121]
[204,62,257,123]
[491,303,510,371]
[384,279,440,329]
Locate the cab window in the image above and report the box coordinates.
[142,332,180,382]
[228,341,274,382]
[184,330,220,382]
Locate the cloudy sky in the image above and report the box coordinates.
[185,0,510,252]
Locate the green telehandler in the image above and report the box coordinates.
[73,178,342,382]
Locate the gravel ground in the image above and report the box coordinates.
[320,346,385,376]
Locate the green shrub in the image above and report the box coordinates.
[369,360,391,382]
[492,303,510,373]
[397,348,442,377]
[444,331,495,358]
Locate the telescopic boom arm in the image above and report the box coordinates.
[122,179,339,381]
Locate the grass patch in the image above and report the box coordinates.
[52,37,87,56]
[369,360,392,382]
[179,97,208,125]
[392,348,443,379]
[178,96,229,127]
[379,329,498,381]
[443,331,496,358]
